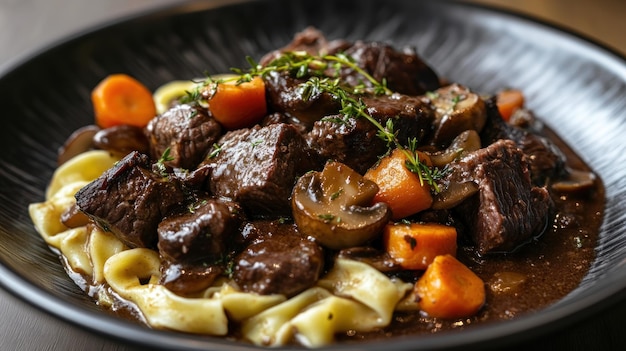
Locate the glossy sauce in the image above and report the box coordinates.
[338,126,604,341]
[63,123,603,343]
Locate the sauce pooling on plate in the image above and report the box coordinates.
[29,27,603,347]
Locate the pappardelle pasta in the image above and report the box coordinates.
[30,160,412,346]
[29,28,602,347]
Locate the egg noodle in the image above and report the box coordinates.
[28,79,416,346]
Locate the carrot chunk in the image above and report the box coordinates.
[383,222,457,270]
[207,76,267,130]
[415,254,486,319]
[364,148,433,220]
[496,88,525,121]
[91,74,157,129]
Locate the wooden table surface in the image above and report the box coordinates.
[1,0,625,350]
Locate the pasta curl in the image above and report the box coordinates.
[104,248,229,335]
[241,258,412,347]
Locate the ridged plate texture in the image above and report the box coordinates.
[1,0,625,350]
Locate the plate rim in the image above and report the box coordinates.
[1,0,625,349]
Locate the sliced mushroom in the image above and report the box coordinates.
[291,161,391,250]
[57,124,100,166]
[427,83,487,147]
[431,181,479,210]
[551,167,596,194]
[427,130,482,168]
[93,124,150,156]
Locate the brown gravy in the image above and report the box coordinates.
[337,126,604,341]
[60,123,604,345]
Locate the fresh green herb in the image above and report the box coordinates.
[155,147,174,176]
[450,94,466,110]
[298,76,444,192]
[207,143,222,159]
[426,91,439,100]
[182,51,391,106]
[182,51,443,191]
[250,138,264,148]
[400,138,446,192]
[188,199,208,214]
[318,214,336,223]
[330,189,343,200]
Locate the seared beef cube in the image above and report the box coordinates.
[75,151,186,248]
[447,140,553,254]
[206,123,323,217]
[233,221,324,297]
[145,104,222,170]
[157,198,244,262]
[264,70,341,128]
[159,261,223,296]
[308,116,383,175]
[481,98,566,185]
[341,41,440,96]
[308,93,435,174]
[260,112,308,134]
[363,93,435,144]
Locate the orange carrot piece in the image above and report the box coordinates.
[383,222,457,270]
[415,254,486,319]
[91,74,157,129]
[496,88,524,121]
[364,148,433,220]
[208,76,267,130]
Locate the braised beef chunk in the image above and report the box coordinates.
[308,93,435,174]
[205,123,323,217]
[308,116,384,174]
[341,41,440,96]
[233,221,324,297]
[261,27,440,130]
[264,70,341,128]
[446,140,553,254]
[145,104,222,170]
[362,93,436,144]
[159,261,223,296]
[260,112,308,134]
[481,98,566,185]
[157,198,244,263]
[75,151,186,248]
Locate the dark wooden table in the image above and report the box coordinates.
[1,0,625,350]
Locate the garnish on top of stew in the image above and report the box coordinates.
[28,27,604,347]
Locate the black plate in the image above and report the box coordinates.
[1,0,626,350]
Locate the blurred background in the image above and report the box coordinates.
[1,0,625,71]
[469,0,625,55]
[0,0,624,350]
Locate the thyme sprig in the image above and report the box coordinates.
[298,76,443,192]
[183,51,443,191]
[155,147,174,177]
[182,52,392,105]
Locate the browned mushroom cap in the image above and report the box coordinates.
[551,167,597,194]
[57,125,100,166]
[291,161,391,250]
[93,124,150,157]
[428,83,486,147]
[427,130,482,168]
